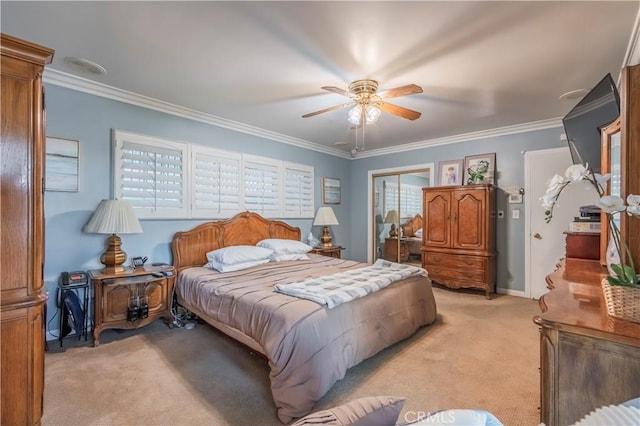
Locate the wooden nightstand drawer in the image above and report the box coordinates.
[310,246,344,258]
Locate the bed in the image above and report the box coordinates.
[401,214,423,256]
[171,212,437,423]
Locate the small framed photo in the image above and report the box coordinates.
[322,177,341,204]
[464,153,496,185]
[437,159,464,186]
[45,136,79,192]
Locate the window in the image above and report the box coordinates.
[114,130,188,219]
[243,155,281,217]
[191,146,242,218]
[113,130,314,219]
[284,162,314,218]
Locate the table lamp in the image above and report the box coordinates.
[83,199,143,270]
[313,206,338,248]
[384,210,400,238]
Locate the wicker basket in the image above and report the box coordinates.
[601,279,640,323]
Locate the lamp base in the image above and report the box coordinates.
[388,224,398,238]
[321,225,333,248]
[100,234,128,269]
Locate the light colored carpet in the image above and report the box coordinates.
[42,286,541,425]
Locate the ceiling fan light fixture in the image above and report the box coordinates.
[348,105,362,124]
[365,104,382,124]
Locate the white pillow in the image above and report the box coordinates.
[205,258,270,272]
[256,239,313,254]
[270,253,310,262]
[414,229,423,238]
[206,245,273,265]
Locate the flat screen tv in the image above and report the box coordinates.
[562,73,620,174]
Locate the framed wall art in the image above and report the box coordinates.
[464,153,496,185]
[45,136,79,192]
[322,177,341,204]
[437,159,464,186]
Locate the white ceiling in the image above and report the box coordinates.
[3,1,639,158]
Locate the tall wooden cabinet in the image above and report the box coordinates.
[421,184,496,298]
[1,34,54,425]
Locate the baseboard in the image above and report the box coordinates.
[496,287,526,298]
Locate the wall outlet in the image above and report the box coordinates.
[512,209,520,219]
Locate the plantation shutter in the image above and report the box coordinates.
[114,130,187,219]
[284,162,314,218]
[243,155,282,217]
[191,146,242,218]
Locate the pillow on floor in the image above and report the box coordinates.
[290,396,406,426]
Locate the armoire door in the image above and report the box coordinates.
[451,187,486,250]
[423,189,451,248]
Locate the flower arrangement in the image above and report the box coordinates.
[540,163,640,287]
[466,160,489,184]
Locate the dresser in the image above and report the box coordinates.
[1,34,54,425]
[534,260,640,426]
[421,184,496,298]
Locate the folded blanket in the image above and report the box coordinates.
[274,259,428,308]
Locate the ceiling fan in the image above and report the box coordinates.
[302,79,423,125]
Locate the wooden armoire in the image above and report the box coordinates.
[1,34,54,425]
[421,184,496,298]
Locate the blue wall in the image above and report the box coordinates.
[44,83,566,335]
[43,85,350,331]
[349,128,565,292]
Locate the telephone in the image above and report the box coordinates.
[59,271,88,287]
[131,256,148,268]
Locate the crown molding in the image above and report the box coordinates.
[42,69,352,159]
[622,5,640,67]
[43,68,560,162]
[353,118,563,159]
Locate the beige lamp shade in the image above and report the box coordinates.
[313,206,339,226]
[313,206,338,248]
[83,200,143,270]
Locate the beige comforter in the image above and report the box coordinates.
[176,255,437,423]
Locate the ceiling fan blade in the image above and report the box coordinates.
[379,84,423,99]
[321,86,352,97]
[381,102,422,120]
[302,102,353,118]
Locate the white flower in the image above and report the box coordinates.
[594,173,611,192]
[565,164,589,182]
[597,195,626,214]
[540,192,558,210]
[627,194,640,216]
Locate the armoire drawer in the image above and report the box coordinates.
[427,265,486,283]
[423,253,485,269]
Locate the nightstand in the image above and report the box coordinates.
[310,246,344,259]
[88,265,175,346]
[384,238,409,262]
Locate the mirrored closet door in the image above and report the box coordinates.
[372,168,432,265]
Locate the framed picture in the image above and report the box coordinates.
[45,136,79,192]
[437,159,464,186]
[464,153,496,185]
[322,177,341,204]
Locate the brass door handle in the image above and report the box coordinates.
[533,232,542,240]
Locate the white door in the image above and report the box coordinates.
[525,147,600,299]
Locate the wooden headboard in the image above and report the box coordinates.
[171,212,301,272]
[401,214,423,238]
